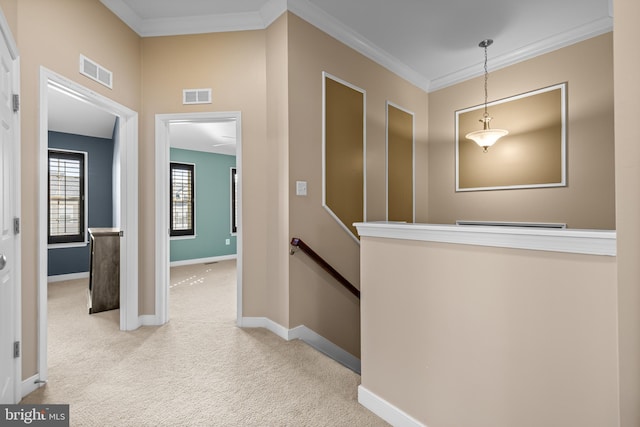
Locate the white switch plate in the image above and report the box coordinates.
[296,181,307,196]
[225,239,230,245]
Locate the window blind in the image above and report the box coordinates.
[48,150,85,244]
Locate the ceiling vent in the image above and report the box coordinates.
[183,88,212,105]
[79,55,113,89]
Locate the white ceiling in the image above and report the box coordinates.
[101,0,613,91]
[48,85,117,139]
[50,0,613,153]
[169,120,237,156]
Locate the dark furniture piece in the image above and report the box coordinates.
[88,228,120,314]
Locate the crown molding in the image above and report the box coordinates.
[100,0,287,37]
[101,0,612,92]
[139,12,265,37]
[261,0,288,28]
[287,0,429,91]
[429,16,613,92]
[100,0,144,31]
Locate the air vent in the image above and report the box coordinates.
[183,88,212,105]
[79,55,113,89]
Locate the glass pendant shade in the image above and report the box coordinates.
[465,128,508,151]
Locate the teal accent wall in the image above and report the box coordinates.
[170,148,237,262]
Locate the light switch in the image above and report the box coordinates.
[296,181,307,196]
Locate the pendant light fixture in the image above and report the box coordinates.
[465,39,508,152]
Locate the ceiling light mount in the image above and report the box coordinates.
[478,39,493,49]
[465,38,508,152]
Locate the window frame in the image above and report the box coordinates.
[170,162,196,237]
[48,149,88,246]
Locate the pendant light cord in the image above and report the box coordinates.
[483,44,489,118]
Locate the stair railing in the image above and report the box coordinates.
[290,237,360,299]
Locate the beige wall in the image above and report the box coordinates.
[360,236,619,426]
[10,1,428,383]
[141,30,271,318]
[265,13,290,326]
[324,76,365,238]
[287,13,428,357]
[10,6,631,421]
[613,0,640,424]
[12,0,141,379]
[429,33,615,229]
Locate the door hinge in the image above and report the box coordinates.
[13,217,19,235]
[12,94,19,113]
[13,341,20,358]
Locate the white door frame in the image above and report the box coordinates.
[155,112,243,325]
[0,6,20,403]
[37,68,139,385]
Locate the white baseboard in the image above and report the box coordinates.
[238,316,289,340]
[170,254,237,268]
[289,325,361,374]
[139,314,162,326]
[47,272,89,283]
[22,374,43,398]
[358,386,426,427]
[239,317,361,373]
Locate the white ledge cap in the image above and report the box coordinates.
[354,222,616,256]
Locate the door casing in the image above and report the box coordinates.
[155,112,243,325]
[36,68,139,391]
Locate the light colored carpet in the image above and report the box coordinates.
[22,260,388,426]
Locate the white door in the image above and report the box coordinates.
[0,13,19,404]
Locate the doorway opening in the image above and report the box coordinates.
[155,112,242,325]
[37,68,139,385]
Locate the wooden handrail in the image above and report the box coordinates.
[290,237,360,299]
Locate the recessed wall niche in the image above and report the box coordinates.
[456,83,567,192]
[322,72,365,240]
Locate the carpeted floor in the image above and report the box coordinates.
[22,260,388,426]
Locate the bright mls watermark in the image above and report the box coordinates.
[0,405,69,426]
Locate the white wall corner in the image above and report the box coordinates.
[358,386,426,427]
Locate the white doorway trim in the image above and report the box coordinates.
[155,112,242,326]
[37,68,139,385]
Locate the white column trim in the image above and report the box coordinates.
[355,222,616,256]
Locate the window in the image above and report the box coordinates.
[170,162,195,236]
[231,167,238,234]
[48,150,86,244]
